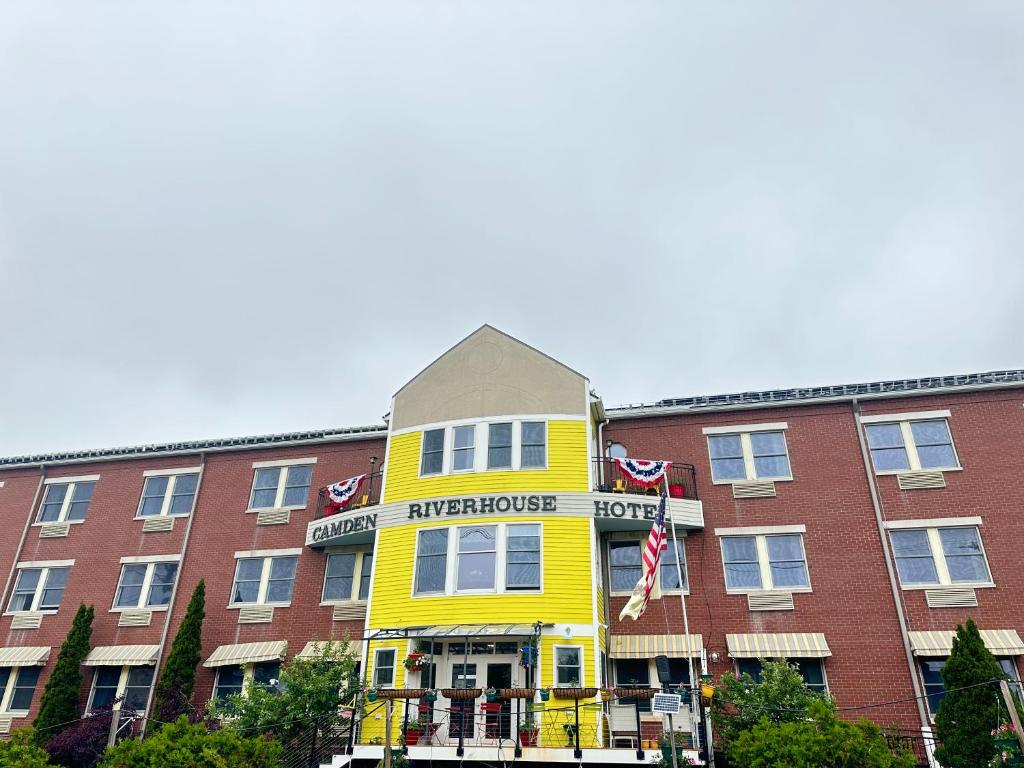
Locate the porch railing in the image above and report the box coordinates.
[592,458,699,501]
[314,470,384,519]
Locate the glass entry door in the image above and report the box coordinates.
[485,663,513,741]
[450,664,477,740]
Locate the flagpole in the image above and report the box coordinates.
[664,474,699,755]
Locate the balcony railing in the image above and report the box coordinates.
[592,458,699,501]
[315,470,384,519]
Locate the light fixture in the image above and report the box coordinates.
[710,650,720,663]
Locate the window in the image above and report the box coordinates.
[373,649,396,688]
[607,442,627,459]
[505,524,540,589]
[721,534,809,591]
[521,422,546,468]
[452,426,475,471]
[252,661,281,691]
[248,465,313,510]
[614,659,652,712]
[609,537,688,593]
[416,524,542,596]
[37,480,96,523]
[421,429,445,475]
[707,430,791,482]
[323,551,372,602]
[114,561,178,609]
[8,566,70,612]
[889,526,991,586]
[0,666,41,713]
[89,666,154,712]
[865,418,958,473]
[230,555,298,605]
[488,423,513,469]
[457,526,496,590]
[414,529,449,594]
[555,646,582,687]
[736,659,826,692]
[214,665,245,701]
[138,473,199,517]
[920,656,1022,716]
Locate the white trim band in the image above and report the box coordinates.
[251,457,317,469]
[17,559,75,569]
[119,554,183,564]
[714,524,806,536]
[233,548,302,559]
[142,466,202,477]
[885,516,983,529]
[43,475,99,485]
[703,422,788,435]
[858,410,952,424]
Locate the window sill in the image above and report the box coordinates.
[109,606,169,613]
[245,505,306,514]
[3,610,58,617]
[31,519,85,527]
[227,602,291,610]
[900,582,994,591]
[412,589,544,598]
[610,589,690,598]
[134,514,190,521]
[725,587,811,596]
[875,466,962,476]
[0,711,29,719]
[711,476,793,486]
[320,599,368,608]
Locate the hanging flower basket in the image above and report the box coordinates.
[552,687,598,700]
[441,688,482,700]
[377,688,426,699]
[499,688,536,699]
[614,687,657,699]
[365,688,378,702]
[404,653,425,672]
[539,688,551,701]
[485,687,498,702]
[423,689,438,702]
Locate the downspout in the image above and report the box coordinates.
[140,452,207,737]
[851,399,929,730]
[0,466,47,616]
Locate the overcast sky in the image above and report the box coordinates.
[1,2,1022,457]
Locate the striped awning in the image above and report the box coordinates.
[296,640,359,660]
[0,647,50,666]
[727,633,831,659]
[908,629,1024,657]
[84,645,160,667]
[609,634,703,659]
[204,641,287,668]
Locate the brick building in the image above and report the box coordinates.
[0,325,1020,766]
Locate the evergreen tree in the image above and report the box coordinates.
[933,618,1004,768]
[33,604,94,745]
[151,580,205,725]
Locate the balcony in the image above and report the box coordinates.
[592,458,698,501]
[314,470,384,519]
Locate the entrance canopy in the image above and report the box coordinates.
[365,622,548,641]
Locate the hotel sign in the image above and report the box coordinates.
[306,492,703,547]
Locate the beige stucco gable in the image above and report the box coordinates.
[391,326,588,430]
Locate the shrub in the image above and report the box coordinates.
[34,604,94,745]
[98,717,280,768]
[151,580,205,726]
[0,729,54,767]
[934,618,1005,768]
[44,705,115,768]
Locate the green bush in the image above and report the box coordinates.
[728,700,915,768]
[33,604,94,744]
[934,618,1005,768]
[98,717,280,768]
[0,729,55,767]
[151,580,205,725]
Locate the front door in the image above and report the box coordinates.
[485,663,513,741]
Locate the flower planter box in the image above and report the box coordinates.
[377,688,426,699]
[519,728,539,747]
[441,688,482,700]
[614,687,657,699]
[404,726,422,745]
[552,687,598,700]
[499,688,536,699]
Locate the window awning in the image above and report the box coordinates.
[84,645,160,667]
[204,641,287,668]
[609,634,703,659]
[0,647,50,666]
[296,640,359,660]
[908,629,1024,657]
[411,624,538,638]
[727,633,831,659]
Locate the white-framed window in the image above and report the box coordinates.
[8,565,71,612]
[736,658,826,692]
[373,648,396,688]
[705,424,792,483]
[137,472,199,517]
[554,646,583,687]
[213,661,280,702]
[889,526,991,587]
[608,536,688,594]
[230,554,298,606]
[0,666,41,714]
[864,416,959,473]
[88,666,154,713]
[917,656,1021,717]
[413,524,544,596]
[720,533,809,592]
[113,561,179,610]
[37,478,97,523]
[248,464,313,510]
[417,419,550,477]
[322,551,373,603]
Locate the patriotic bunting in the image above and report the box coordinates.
[611,457,672,487]
[324,474,367,514]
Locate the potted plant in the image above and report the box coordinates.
[423,688,437,703]
[365,685,378,702]
[562,722,578,747]
[599,686,613,701]
[485,686,498,702]
[519,720,539,747]
[538,686,551,701]
[404,652,425,672]
[403,715,424,746]
[552,680,598,700]
[668,482,686,498]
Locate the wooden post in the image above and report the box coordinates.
[384,698,393,768]
[106,708,121,749]
[998,680,1024,752]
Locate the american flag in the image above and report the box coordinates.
[618,493,668,621]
